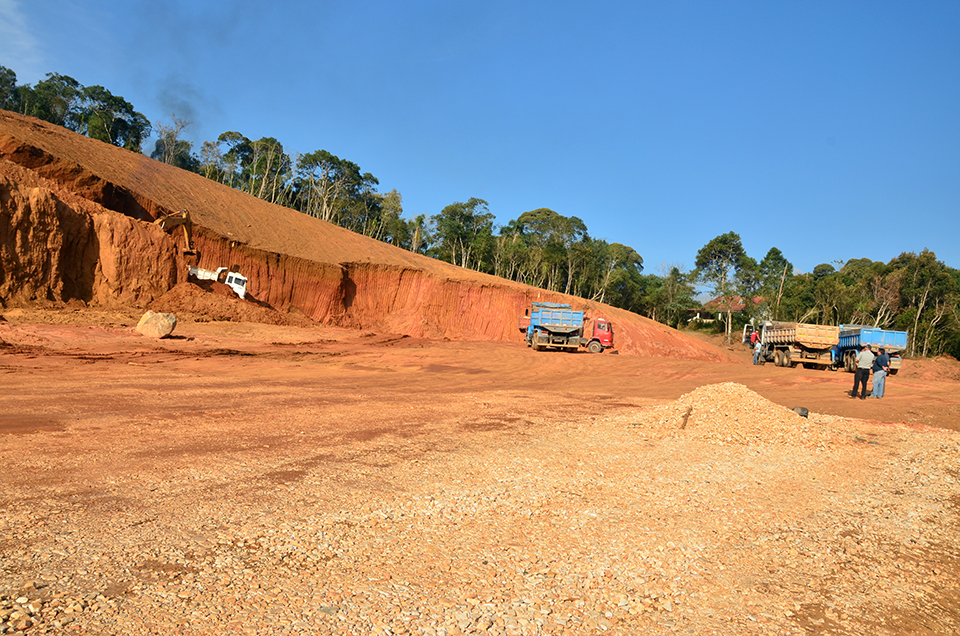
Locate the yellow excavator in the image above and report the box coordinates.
[154,209,198,260]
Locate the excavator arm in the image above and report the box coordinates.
[154,209,198,258]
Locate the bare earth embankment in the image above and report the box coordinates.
[2,312,958,636]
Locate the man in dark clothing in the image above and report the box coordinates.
[852,344,874,399]
[870,347,891,398]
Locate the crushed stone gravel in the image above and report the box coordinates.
[2,383,958,635]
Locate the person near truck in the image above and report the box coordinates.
[852,344,875,399]
[753,339,762,365]
[870,347,891,398]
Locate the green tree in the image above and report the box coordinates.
[372,189,408,246]
[515,208,573,292]
[695,231,749,343]
[811,273,854,326]
[214,131,254,188]
[491,219,530,282]
[337,172,382,235]
[890,250,959,357]
[812,263,836,279]
[658,266,697,328]
[246,137,292,205]
[73,85,151,151]
[432,198,495,270]
[591,242,643,304]
[757,248,793,320]
[293,149,360,222]
[0,65,19,111]
[557,215,589,295]
[18,73,81,126]
[407,214,433,255]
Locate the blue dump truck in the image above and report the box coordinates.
[518,302,614,353]
[833,325,908,375]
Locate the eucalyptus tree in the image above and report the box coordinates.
[592,242,643,304]
[757,248,793,320]
[246,137,292,205]
[891,250,959,357]
[407,214,433,255]
[293,150,362,222]
[215,131,254,187]
[372,189,408,245]
[151,115,196,170]
[515,208,569,292]
[491,219,530,282]
[337,172,382,235]
[695,231,749,343]
[558,215,590,295]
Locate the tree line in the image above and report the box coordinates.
[3,66,958,359]
[693,232,960,358]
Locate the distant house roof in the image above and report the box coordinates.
[701,296,765,312]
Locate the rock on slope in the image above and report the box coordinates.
[0,111,731,361]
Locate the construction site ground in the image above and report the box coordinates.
[2,308,959,636]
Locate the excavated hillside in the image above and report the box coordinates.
[0,111,731,361]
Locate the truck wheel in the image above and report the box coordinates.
[588,341,603,354]
[774,350,784,367]
[889,368,898,376]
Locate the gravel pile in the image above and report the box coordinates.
[626,382,845,448]
[3,386,959,636]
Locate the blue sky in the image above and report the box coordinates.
[2,0,958,274]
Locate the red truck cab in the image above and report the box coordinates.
[587,317,614,353]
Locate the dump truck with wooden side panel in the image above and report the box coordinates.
[833,325,908,375]
[757,321,839,369]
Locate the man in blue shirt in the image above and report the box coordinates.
[870,347,891,398]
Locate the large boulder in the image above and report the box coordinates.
[136,311,177,338]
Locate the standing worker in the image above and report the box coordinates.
[870,347,891,398]
[851,344,875,400]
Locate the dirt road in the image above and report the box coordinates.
[2,312,959,635]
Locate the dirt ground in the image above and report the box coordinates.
[2,309,959,635]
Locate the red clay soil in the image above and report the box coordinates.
[0,312,958,635]
[0,110,729,362]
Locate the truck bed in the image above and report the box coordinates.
[531,309,584,331]
[765,322,839,349]
[838,326,908,352]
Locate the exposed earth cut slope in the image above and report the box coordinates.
[0,111,730,361]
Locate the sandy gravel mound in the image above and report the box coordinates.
[626,382,845,447]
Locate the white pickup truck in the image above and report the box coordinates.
[188,266,248,300]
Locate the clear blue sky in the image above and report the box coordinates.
[3,0,959,274]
